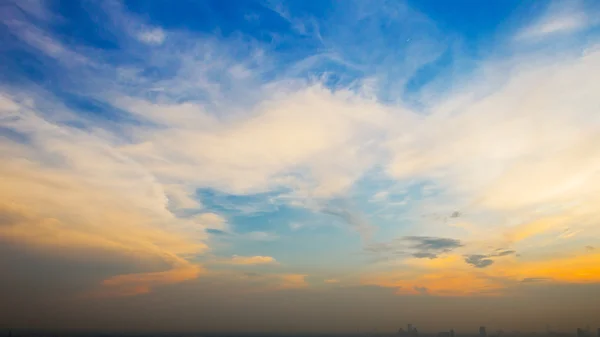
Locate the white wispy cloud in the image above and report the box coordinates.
[137,27,166,45]
[516,1,596,40]
[195,212,229,232]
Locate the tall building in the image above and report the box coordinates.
[597,328,599,337]
[450,329,455,337]
[577,328,587,337]
[408,324,413,333]
[480,326,487,337]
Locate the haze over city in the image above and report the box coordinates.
[1,0,599,334]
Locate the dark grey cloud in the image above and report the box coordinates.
[464,248,517,268]
[521,277,552,283]
[404,236,463,251]
[414,286,429,295]
[465,254,494,268]
[364,236,462,261]
[585,245,595,252]
[494,250,516,257]
[412,252,438,259]
[404,236,463,259]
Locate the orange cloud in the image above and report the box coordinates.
[504,253,600,283]
[99,261,204,297]
[0,131,208,297]
[362,255,507,296]
[228,255,278,265]
[504,216,568,243]
[362,248,600,297]
[277,274,308,289]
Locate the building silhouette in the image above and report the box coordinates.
[597,328,600,337]
[577,328,590,337]
[480,326,487,337]
[399,324,418,337]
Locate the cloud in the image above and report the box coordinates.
[228,255,278,265]
[10,0,59,23]
[195,213,228,232]
[361,255,508,296]
[4,20,89,65]
[0,94,209,296]
[289,223,304,231]
[364,236,463,263]
[245,231,280,241]
[412,252,438,259]
[3,0,600,303]
[221,270,309,291]
[404,236,463,255]
[164,185,202,210]
[495,250,516,257]
[585,245,595,252]
[413,286,429,295]
[370,191,389,202]
[384,41,600,258]
[324,278,340,284]
[277,274,308,289]
[516,2,592,40]
[136,27,166,45]
[521,277,552,283]
[464,250,515,268]
[322,204,374,240]
[464,255,495,268]
[98,260,203,297]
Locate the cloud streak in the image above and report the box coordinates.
[228,255,278,265]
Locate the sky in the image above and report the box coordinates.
[1,0,600,333]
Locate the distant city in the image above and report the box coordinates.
[3,326,600,337]
[395,324,600,337]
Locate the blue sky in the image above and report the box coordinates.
[2,0,600,332]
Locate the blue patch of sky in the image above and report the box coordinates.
[349,172,447,241]
[195,188,289,217]
[0,29,58,87]
[52,1,122,50]
[401,47,455,109]
[218,206,364,269]
[117,0,461,103]
[55,92,142,125]
[406,0,524,55]
[195,184,368,267]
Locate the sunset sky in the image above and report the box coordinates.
[1,0,600,333]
